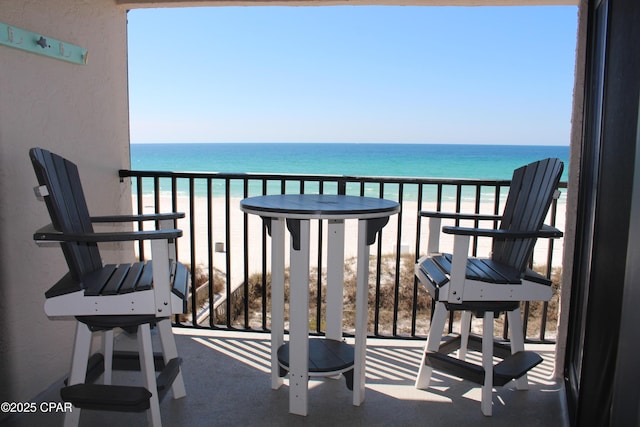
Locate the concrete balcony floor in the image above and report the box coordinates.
[7,328,568,427]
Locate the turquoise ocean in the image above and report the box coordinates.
[130,143,569,201]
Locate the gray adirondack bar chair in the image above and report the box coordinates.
[30,147,189,427]
[414,158,563,416]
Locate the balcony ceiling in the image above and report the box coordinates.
[117,0,579,8]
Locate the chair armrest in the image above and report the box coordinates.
[419,211,502,221]
[34,224,183,243]
[91,212,185,223]
[421,211,503,254]
[442,224,563,239]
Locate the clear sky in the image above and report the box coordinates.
[127,5,578,145]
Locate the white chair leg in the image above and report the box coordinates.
[507,308,529,390]
[481,312,494,416]
[459,311,472,360]
[102,329,114,385]
[138,323,162,427]
[415,302,448,389]
[64,322,93,427]
[157,318,186,399]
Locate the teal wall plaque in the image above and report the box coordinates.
[1,21,87,65]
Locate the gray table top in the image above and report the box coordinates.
[240,194,400,220]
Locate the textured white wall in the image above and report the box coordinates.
[555,0,587,378]
[0,0,131,406]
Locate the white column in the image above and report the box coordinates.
[157,318,186,398]
[353,219,370,406]
[415,301,448,389]
[325,219,345,341]
[459,310,472,360]
[102,330,113,385]
[138,323,161,426]
[507,308,529,390]
[288,219,310,416]
[64,322,92,427]
[270,218,285,390]
[481,312,494,416]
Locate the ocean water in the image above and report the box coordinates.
[130,143,569,200]
[131,143,569,179]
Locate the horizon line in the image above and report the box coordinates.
[131,141,570,147]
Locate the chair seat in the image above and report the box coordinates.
[421,254,523,286]
[43,261,189,317]
[83,262,153,296]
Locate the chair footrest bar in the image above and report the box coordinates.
[465,334,514,360]
[61,358,182,412]
[61,384,152,412]
[437,334,465,355]
[439,334,514,360]
[111,350,166,372]
[425,350,543,387]
[66,351,166,381]
[493,351,543,386]
[426,352,486,385]
[63,352,105,386]
[156,357,182,401]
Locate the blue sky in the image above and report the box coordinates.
[127,6,578,145]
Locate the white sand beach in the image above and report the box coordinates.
[133,195,566,287]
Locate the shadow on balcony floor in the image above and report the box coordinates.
[6,329,568,427]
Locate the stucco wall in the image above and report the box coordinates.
[0,0,131,406]
[554,0,586,378]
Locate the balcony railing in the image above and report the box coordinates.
[119,169,567,343]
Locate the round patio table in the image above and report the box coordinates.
[240,194,400,416]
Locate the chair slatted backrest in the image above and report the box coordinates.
[492,158,564,273]
[30,148,103,281]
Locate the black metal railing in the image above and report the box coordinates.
[119,169,567,342]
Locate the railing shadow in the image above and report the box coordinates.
[166,329,565,426]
